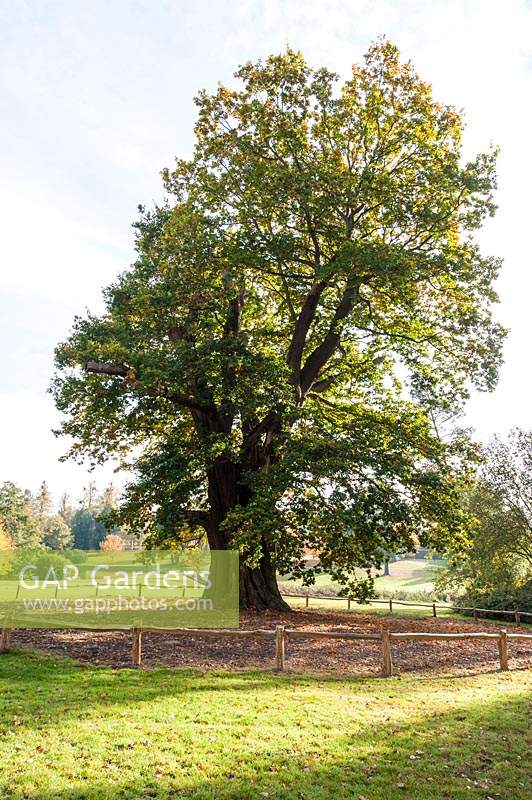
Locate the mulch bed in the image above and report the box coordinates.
[9,609,532,676]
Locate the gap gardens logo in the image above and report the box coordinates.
[0,550,239,629]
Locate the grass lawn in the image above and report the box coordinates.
[279,558,445,600]
[0,649,530,799]
[285,594,455,617]
[373,559,445,594]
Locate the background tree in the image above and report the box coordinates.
[53,41,504,609]
[67,485,125,550]
[440,429,532,602]
[33,481,53,518]
[100,533,125,551]
[0,521,12,550]
[42,514,73,550]
[0,482,43,548]
[58,492,74,525]
[82,481,98,510]
[479,429,532,568]
[70,508,106,550]
[100,483,119,510]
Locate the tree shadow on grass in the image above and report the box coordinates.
[0,647,527,721]
[0,650,530,800]
[1,692,530,799]
[0,647,299,703]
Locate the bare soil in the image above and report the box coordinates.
[10,608,532,676]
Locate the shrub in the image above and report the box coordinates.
[459,578,532,621]
[99,534,125,551]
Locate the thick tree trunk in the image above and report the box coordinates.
[204,460,290,612]
[238,550,290,613]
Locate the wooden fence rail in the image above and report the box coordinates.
[2,624,531,676]
[282,592,532,625]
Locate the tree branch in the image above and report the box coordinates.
[183,509,211,529]
[286,280,327,380]
[299,282,359,396]
[242,411,278,452]
[84,361,216,414]
[85,361,129,377]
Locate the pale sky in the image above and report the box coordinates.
[1,0,531,505]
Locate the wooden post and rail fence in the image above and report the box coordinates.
[1,621,531,676]
[1,591,530,675]
[282,591,532,626]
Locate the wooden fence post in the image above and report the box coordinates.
[381,629,393,677]
[275,625,286,671]
[515,611,521,627]
[432,602,437,618]
[305,591,309,608]
[132,627,142,667]
[347,597,351,611]
[389,599,393,613]
[498,629,508,671]
[473,607,478,621]
[0,628,12,653]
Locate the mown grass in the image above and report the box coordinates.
[279,558,445,601]
[0,648,530,799]
[285,594,446,616]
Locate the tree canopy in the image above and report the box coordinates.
[53,41,505,609]
[0,482,43,549]
[479,430,532,573]
[41,514,73,550]
[439,429,532,609]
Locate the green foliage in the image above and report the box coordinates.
[460,578,532,619]
[52,41,504,601]
[438,429,532,616]
[70,508,106,550]
[479,429,532,571]
[0,482,43,549]
[42,514,73,550]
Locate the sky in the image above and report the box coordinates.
[1,0,531,506]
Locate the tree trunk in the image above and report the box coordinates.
[204,461,290,612]
[239,550,290,613]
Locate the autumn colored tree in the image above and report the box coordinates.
[0,521,12,551]
[99,534,125,551]
[53,42,504,609]
[33,481,53,518]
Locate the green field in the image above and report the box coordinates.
[280,558,445,600]
[0,550,239,629]
[0,649,530,799]
[373,559,445,594]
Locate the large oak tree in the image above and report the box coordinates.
[53,41,504,610]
